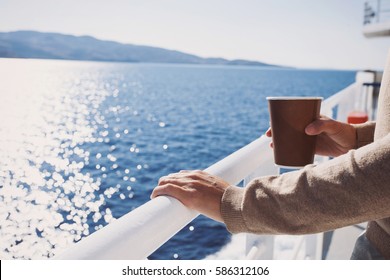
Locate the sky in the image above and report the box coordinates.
[0,0,389,70]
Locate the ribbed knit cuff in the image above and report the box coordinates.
[353,122,376,148]
[221,185,248,234]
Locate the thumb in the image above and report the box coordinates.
[305,117,339,135]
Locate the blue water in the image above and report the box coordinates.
[0,59,355,259]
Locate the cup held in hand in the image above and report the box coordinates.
[267,97,322,168]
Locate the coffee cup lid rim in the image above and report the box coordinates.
[266,96,323,100]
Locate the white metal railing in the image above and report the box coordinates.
[55,135,273,259]
[363,0,390,37]
[55,72,376,260]
[364,0,390,25]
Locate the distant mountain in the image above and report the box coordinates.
[0,31,279,67]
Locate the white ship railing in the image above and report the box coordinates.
[364,0,390,25]
[55,71,376,260]
[56,135,273,260]
[363,0,390,37]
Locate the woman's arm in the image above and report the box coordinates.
[222,131,390,235]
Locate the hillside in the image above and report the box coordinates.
[0,31,279,67]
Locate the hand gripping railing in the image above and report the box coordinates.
[55,135,273,259]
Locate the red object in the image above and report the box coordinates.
[347,111,369,124]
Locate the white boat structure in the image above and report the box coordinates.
[363,0,390,37]
[55,1,390,260]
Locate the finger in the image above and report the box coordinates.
[151,183,177,199]
[158,175,175,185]
[178,169,201,175]
[158,171,187,182]
[150,183,193,207]
[305,117,338,135]
[181,170,207,180]
[178,171,202,181]
[150,184,164,199]
[265,128,272,137]
[158,175,189,186]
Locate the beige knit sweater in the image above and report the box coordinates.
[221,51,390,259]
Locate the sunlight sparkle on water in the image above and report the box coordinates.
[0,59,137,259]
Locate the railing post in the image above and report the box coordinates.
[305,233,324,260]
[245,233,274,260]
[243,146,277,259]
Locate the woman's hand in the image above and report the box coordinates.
[266,115,357,157]
[151,170,230,222]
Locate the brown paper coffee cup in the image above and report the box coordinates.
[267,97,322,168]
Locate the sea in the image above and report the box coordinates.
[0,58,356,260]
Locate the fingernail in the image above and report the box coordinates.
[305,124,314,134]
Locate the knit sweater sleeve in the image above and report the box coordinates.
[221,130,390,235]
[354,122,376,148]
